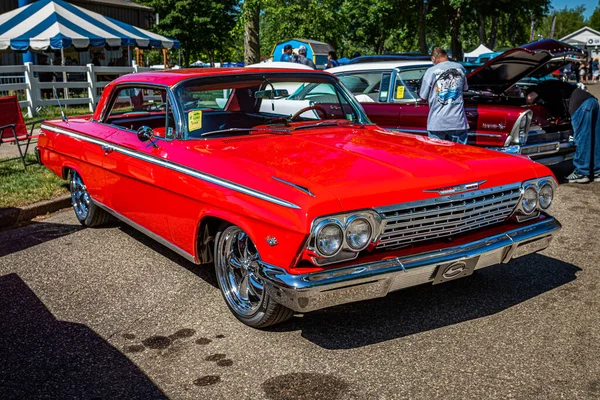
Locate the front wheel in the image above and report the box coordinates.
[69,170,112,227]
[214,224,294,328]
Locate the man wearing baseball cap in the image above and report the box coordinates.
[294,45,316,69]
[280,44,293,62]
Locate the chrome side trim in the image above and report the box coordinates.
[94,200,198,264]
[258,216,561,313]
[41,124,300,209]
[272,176,315,197]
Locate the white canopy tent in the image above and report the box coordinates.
[464,44,493,61]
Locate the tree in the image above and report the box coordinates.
[139,0,240,67]
[588,3,600,32]
[536,5,586,40]
[259,0,347,55]
[243,0,261,64]
[340,0,401,54]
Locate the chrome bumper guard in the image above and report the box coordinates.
[488,141,575,166]
[258,217,561,313]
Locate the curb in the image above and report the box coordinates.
[0,194,71,229]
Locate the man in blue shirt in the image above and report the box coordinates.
[280,44,293,62]
[419,47,469,144]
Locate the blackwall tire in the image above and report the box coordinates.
[214,224,294,328]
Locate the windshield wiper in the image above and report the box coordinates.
[200,127,290,137]
[293,120,362,131]
[265,117,291,127]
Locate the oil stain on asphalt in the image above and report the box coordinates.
[205,353,226,362]
[194,375,221,386]
[123,328,197,352]
[142,335,172,349]
[195,337,212,345]
[262,373,349,400]
[168,328,196,340]
[123,344,145,353]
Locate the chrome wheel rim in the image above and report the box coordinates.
[70,171,90,221]
[216,226,264,316]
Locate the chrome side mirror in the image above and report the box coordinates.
[137,126,158,148]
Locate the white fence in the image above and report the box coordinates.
[0,62,153,117]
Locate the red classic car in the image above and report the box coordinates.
[328,39,584,166]
[38,68,561,328]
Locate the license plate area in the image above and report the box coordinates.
[433,257,479,285]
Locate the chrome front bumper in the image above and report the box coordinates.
[258,217,561,313]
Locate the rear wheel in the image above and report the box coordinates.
[69,170,112,227]
[214,224,294,328]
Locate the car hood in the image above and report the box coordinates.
[190,125,540,212]
[467,39,584,94]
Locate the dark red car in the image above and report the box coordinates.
[329,39,585,166]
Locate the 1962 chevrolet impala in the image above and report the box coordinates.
[38,68,561,328]
[328,39,584,166]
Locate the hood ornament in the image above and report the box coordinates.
[423,180,486,196]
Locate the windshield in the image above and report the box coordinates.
[175,73,370,138]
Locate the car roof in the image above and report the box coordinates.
[328,60,433,73]
[245,62,313,70]
[112,67,328,87]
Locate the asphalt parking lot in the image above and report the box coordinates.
[1,161,599,400]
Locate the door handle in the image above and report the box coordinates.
[101,145,113,155]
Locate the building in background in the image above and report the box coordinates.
[560,26,600,59]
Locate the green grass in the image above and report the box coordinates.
[0,154,69,208]
[23,106,92,124]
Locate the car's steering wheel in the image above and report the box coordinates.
[290,105,329,121]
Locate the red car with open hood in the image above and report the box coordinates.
[38,67,561,327]
[328,39,584,166]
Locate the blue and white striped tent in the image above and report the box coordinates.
[0,0,179,51]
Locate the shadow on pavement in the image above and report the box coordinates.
[269,254,580,350]
[118,223,219,288]
[0,273,167,399]
[0,221,84,257]
[549,160,575,184]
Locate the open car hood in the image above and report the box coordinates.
[467,39,585,94]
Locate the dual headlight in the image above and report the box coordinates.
[310,212,380,260]
[518,177,557,219]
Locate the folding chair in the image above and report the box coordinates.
[0,96,45,169]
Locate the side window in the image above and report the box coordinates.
[339,72,388,103]
[392,68,428,103]
[105,86,176,139]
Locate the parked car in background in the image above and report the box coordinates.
[328,39,585,166]
[475,51,503,64]
[38,68,561,328]
[347,54,431,64]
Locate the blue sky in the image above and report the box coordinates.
[552,0,597,18]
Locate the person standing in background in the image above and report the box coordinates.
[294,46,316,69]
[326,51,339,69]
[280,44,293,62]
[419,47,469,144]
[580,61,587,84]
[565,87,600,183]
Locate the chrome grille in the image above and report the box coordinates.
[375,183,522,250]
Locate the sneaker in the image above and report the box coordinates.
[594,172,600,182]
[566,171,590,183]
